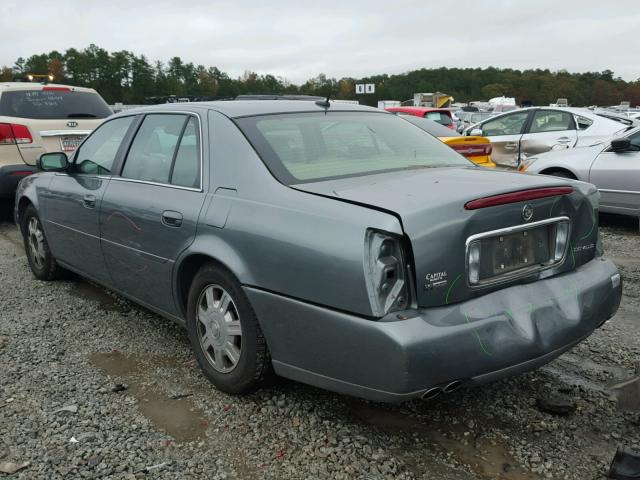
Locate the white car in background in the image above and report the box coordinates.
[519,127,640,220]
[464,107,632,167]
[0,82,112,200]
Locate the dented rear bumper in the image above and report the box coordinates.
[245,257,622,403]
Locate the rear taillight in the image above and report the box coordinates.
[0,123,33,145]
[363,229,409,316]
[450,143,493,157]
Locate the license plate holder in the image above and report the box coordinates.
[60,135,85,152]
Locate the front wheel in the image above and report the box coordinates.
[186,264,272,394]
[21,205,63,281]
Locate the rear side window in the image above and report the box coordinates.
[575,115,594,130]
[529,110,575,133]
[122,114,200,188]
[75,116,134,175]
[0,90,112,119]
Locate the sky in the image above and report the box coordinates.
[1,0,639,83]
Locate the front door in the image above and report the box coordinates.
[589,131,640,216]
[43,115,136,284]
[519,109,578,161]
[475,110,530,167]
[100,113,206,316]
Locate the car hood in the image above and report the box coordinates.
[294,167,599,307]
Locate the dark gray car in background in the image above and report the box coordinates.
[14,100,622,402]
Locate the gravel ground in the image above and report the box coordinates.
[1,211,639,480]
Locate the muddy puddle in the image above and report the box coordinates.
[350,402,540,480]
[69,281,123,312]
[90,352,209,442]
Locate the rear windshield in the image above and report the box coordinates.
[0,90,112,119]
[235,112,471,184]
[425,111,452,126]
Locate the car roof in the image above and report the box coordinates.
[0,82,98,93]
[400,115,460,137]
[116,100,382,118]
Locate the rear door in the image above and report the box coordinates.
[474,110,530,167]
[589,131,640,215]
[519,109,578,161]
[43,115,136,284]
[100,112,206,316]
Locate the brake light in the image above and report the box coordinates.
[10,124,33,144]
[450,143,493,157]
[9,171,33,176]
[42,86,71,92]
[464,187,574,210]
[0,124,13,145]
[0,123,33,145]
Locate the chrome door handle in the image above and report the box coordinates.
[162,210,183,227]
[556,137,571,143]
[82,194,96,209]
[504,142,518,150]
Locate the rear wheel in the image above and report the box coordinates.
[21,205,63,281]
[186,263,272,394]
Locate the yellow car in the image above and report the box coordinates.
[398,114,496,167]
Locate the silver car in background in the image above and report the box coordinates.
[520,127,640,221]
[464,107,630,167]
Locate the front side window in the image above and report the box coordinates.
[628,130,640,149]
[425,111,453,126]
[74,116,134,174]
[480,111,529,136]
[236,112,471,184]
[529,110,575,133]
[122,114,187,184]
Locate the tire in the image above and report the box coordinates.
[186,263,272,394]
[21,205,63,281]
[547,170,575,180]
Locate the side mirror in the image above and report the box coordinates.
[610,138,631,152]
[38,152,69,172]
[470,128,483,136]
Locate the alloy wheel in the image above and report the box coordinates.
[27,217,46,269]
[196,284,243,373]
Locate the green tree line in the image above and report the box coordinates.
[1,44,638,107]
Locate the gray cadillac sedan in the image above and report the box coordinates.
[14,100,622,403]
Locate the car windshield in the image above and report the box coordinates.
[236,111,471,184]
[0,90,112,119]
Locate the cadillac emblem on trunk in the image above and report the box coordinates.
[522,204,533,222]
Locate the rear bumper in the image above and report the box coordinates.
[245,257,622,403]
[0,164,36,199]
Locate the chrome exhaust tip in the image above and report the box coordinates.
[443,380,464,394]
[421,387,442,400]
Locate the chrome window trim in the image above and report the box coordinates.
[117,110,204,193]
[464,216,571,289]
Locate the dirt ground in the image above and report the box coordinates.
[0,209,638,479]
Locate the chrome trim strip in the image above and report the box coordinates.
[599,188,640,195]
[464,216,571,289]
[39,130,92,137]
[110,176,202,192]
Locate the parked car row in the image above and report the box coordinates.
[13,98,622,403]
